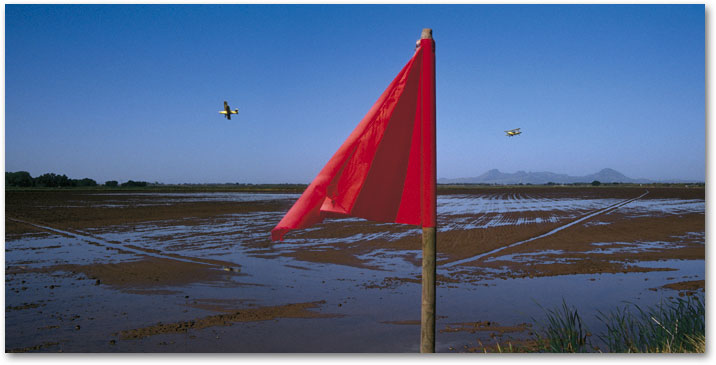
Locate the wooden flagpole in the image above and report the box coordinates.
[419,28,436,354]
[421,226,436,352]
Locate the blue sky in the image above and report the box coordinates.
[4,4,705,183]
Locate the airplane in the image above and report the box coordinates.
[219,101,239,120]
[505,128,522,137]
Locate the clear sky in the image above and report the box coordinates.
[4,4,705,184]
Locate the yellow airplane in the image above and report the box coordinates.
[219,101,239,120]
[505,128,522,137]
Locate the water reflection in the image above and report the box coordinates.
[4,191,704,352]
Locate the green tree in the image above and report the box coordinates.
[591,180,601,186]
[121,180,148,187]
[35,173,58,187]
[6,171,34,187]
[75,178,98,187]
[105,180,119,187]
[35,173,73,187]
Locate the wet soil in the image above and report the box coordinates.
[452,213,705,280]
[117,301,337,340]
[4,187,705,352]
[263,188,704,280]
[440,321,538,353]
[5,190,291,232]
[440,320,532,335]
[661,279,705,296]
[51,256,241,289]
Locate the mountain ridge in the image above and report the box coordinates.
[438,168,659,185]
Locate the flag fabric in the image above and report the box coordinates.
[271,38,436,241]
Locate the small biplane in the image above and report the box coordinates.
[219,101,239,120]
[505,128,522,137]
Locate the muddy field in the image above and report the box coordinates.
[4,186,705,352]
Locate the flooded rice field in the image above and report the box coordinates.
[4,187,705,352]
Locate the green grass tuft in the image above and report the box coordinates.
[531,295,704,353]
[596,295,705,353]
[533,299,591,352]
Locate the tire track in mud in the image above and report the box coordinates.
[442,190,650,268]
[6,217,237,269]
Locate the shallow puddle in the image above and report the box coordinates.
[4,189,704,352]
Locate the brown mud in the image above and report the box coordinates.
[262,189,704,280]
[442,321,538,353]
[5,187,704,286]
[5,190,291,232]
[117,301,338,340]
[445,212,704,280]
[381,320,421,325]
[661,280,705,296]
[4,187,705,352]
[52,256,241,289]
[440,321,532,334]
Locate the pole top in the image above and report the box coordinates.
[421,28,433,40]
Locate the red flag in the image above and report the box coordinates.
[271,38,436,241]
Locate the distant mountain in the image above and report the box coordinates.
[438,168,653,185]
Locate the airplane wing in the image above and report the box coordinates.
[219,111,228,114]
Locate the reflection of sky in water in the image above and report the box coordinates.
[586,241,685,254]
[437,259,704,350]
[438,213,566,231]
[77,193,704,235]
[612,199,704,216]
[5,234,139,270]
[4,191,706,352]
[485,249,567,264]
[438,195,618,215]
[481,238,694,265]
[78,193,706,267]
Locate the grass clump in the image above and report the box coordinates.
[531,295,704,353]
[596,295,705,353]
[533,299,591,352]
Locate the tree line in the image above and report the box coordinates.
[5,171,148,188]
